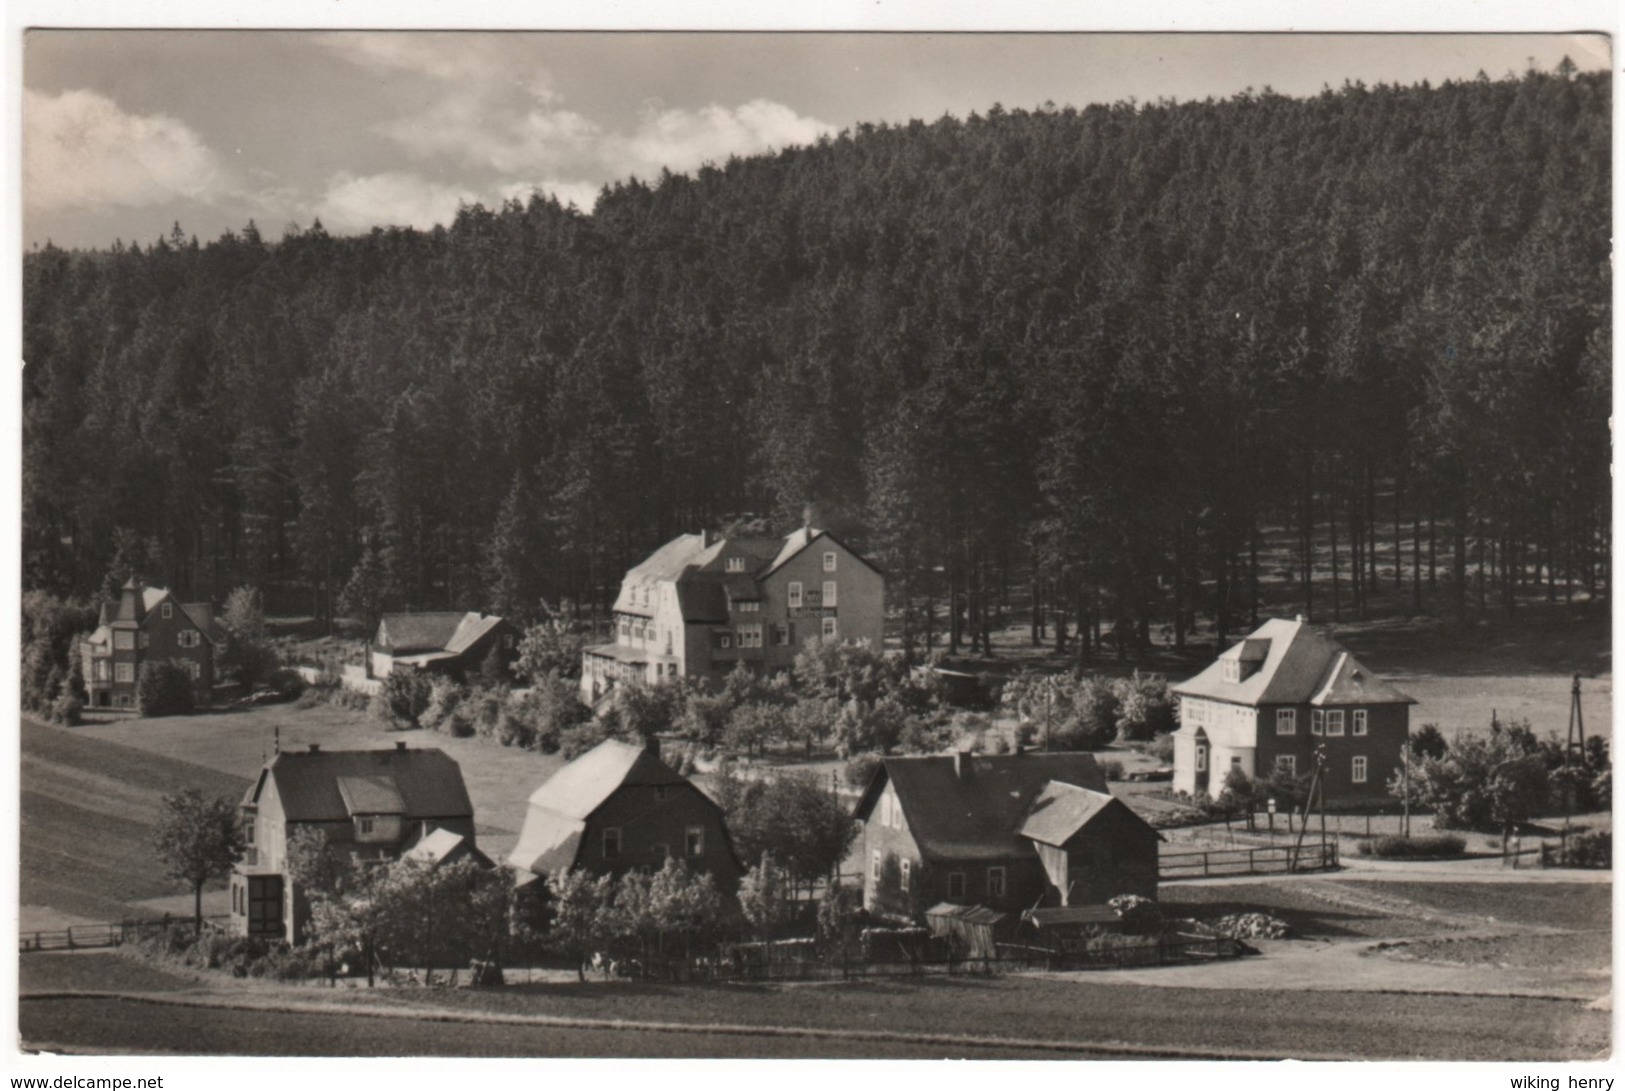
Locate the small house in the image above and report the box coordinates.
[367,611,520,683]
[79,579,228,709]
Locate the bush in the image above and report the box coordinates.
[1148,732,1176,764]
[371,669,431,728]
[1111,672,1176,741]
[843,752,884,790]
[1355,834,1466,858]
[1562,830,1611,868]
[265,668,307,702]
[419,676,466,733]
[137,660,196,717]
[1107,894,1162,935]
[1100,759,1126,782]
[48,692,84,726]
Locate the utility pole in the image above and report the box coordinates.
[1562,673,1586,860]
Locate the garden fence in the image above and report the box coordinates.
[19,915,227,954]
[1158,841,1339,880]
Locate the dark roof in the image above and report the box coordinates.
[1173,617,1414,707]
[177,603,228,642]
[376,611,509,655]
[250,747,474,822]
[675,578,730,623]
[855,752,1109,861]
[1024,905,1121,928]
[1019,782,1164,847]
[925,903,1009,926]
[509,740,694,875]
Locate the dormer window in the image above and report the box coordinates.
[1222,660,1240,684]
[726,557,745,573]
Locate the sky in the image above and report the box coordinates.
[21,31,1612,251]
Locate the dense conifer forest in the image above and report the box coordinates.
[21,67,1610,655]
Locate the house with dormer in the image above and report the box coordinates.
[79,578,228,709]
[1171,617,1415,806]
[852,750,1162,921]
[230,742,479,943]
[580,526,884,703]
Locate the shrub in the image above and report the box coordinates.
[1148,732,1176,764]
[1107,894,1162,935]
[1100,759,1126,782]
[265,667,307,702]
[843,752,884,790]
[48,692,84,726]
[371,669,431,728]
[137,661,195,717]
[1563,830,1611,869]
[1355,834,1466,858]
[560,719,615,760]
[419,676,466,734]
[1111,672,1176,741]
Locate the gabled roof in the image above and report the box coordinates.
[1171,618,1413,708]
[246,746,474,823]
[508,739,691,875]
[855,753,1109,861]
[1309,651,1417,707]
[1019,782,1164,848]
[377,611,507,655]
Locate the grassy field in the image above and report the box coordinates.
[68,703,566,862]
[21,718,251,921]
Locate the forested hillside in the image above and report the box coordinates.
[22,68,1610,655]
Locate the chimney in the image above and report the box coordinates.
[395,741,407,751]
[644,735,660,761]
[307,743,320,753]
[699,529,711,548]
[1295,614,1305,623]
[953,746,972,779]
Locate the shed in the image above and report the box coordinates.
[1019,904,1123,953]
[925,902,1013,959]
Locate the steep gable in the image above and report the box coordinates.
[1172,617,1409,708]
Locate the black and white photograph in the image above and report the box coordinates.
[10,7,1616,1072]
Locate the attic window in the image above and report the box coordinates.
[823,552,837,572]
[603,827,622,859]
[161,603,173,619]
[726,557,745,573]
[1222,660,1240,684]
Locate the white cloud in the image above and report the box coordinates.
[314,32,559,102]
[498,178,602,213]
[314,171,483,233]
[25,88,227,212]
[611,99,836,177]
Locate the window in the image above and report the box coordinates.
[359,817,375,836]
[1326,710,1345,737]
[1231,755,1242,769]
[740,623,764,648]
[115,663,134,683]
[871,850,882,882]
[824,552,837,572]
[987,867,1006,898]
[244,820,256,845]
[823,580,838,607]
[162,603,173,619]
[946,872,966,899]
[1353,709,1368,736]
[1311,709,1325,736]
[738,600,759,613]
[1195,746,1207,772]
[1352,756,1368,784]
[603,827,621,859]
[93,660,109,681]
[822,617,838,641]
[642,586,650,606]
[686,825,704,857]
[779,623,794,646]
[1276,755,1297,776]
[1222,660,1240,684]
[900,859,911,893]
[114,631,134,650]
[620,622,630,640]
[788,582,803,608]
[717,633,733,649]
[726,556,745,573]
[178,630,200,649]
[1276,708,1296,735]
[503,634,516,649]
[653,843,670,859]
[182,660,201,680]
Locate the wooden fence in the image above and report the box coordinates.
[20,916,223,954]
[1158,841,1339,880]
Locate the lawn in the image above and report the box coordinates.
[21,718,252,921]
[68,702,566,862]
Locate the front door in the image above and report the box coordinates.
[246,876,284,938]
